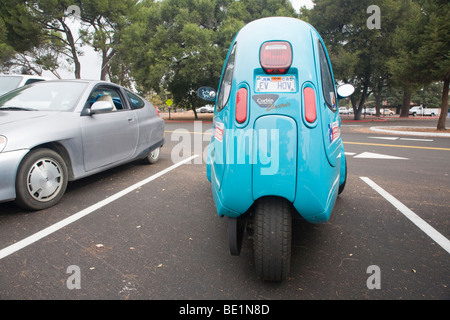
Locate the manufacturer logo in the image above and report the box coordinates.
[252,94,279,108]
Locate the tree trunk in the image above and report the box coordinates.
[189,95,198,120]
[353,82,369,120]
[101,49,115,81]
[60,18,81,79]
[400,89,411,117]
[192,106,198,120]
[436,73,449,131]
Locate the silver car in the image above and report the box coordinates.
[0,80,165,210]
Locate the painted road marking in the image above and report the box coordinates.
[368,136,399,141]
[0,155,200,260]
[165,131,448,151]
[344,141,450,151]
[369,136,434,142]
[361,177,450,255]
[354,152,408,160]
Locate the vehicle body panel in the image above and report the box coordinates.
[207,17,346,223]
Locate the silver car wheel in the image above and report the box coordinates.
[27,158,64,202]
[143,147,161,164]
[150,148,160,161]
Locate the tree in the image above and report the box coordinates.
[388,1,429,118]
[20,0,84,78]
[120,0,297,119]
[78,0,137,81]
[389,0,449,129]
[416,0,450,130]
[0,0,45,72]
[309,0,417,120]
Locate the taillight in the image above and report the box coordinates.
[303,87,316,123]
[236,88,248,124]
[260,41,292,75]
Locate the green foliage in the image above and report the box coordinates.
[119,0,297,114]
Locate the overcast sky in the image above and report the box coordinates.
[46,0,315,80]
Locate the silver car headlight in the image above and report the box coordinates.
[0,135,7,152]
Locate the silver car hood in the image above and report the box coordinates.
[0,111,80,152]
[0,111,51,126]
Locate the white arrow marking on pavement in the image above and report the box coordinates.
[354,152,408,160]
[368,136,399,140]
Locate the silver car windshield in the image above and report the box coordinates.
[0,82,88,112]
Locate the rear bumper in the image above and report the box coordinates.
[208,115,341,224]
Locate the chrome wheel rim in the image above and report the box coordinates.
[150,148,160,160]
[27,158,63,202]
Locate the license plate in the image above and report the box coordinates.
[255,75,296,93]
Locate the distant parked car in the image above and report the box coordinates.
[409,106,439,117]
[379,108,394,116]
[339,107,348,114]
[363,108,375,115]
[0,80,165,210]
[196,104,214,113]
[0,74,49,96]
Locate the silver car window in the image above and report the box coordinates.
[0,81,88,111]
[88,86,127,111]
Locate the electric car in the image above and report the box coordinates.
[198,17,354,281]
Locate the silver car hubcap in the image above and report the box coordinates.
[150,148,160,160]
[27,158,63,202]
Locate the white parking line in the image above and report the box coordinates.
[0,155,199,260]
[361,177,450,255]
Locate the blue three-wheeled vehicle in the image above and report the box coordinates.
[198,17,354,281]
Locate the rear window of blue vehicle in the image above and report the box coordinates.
[217,43,237,112]
[318,41,337,112]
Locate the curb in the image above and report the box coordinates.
[370,126,450,137]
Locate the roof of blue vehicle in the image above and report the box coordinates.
[231,17,322,89]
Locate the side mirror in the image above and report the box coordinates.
[337,84,355,99]
[91,101,114,114]
[197,87,217,102]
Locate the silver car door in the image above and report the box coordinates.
[81,86,139,171]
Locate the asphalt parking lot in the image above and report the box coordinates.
[0,117,448,301]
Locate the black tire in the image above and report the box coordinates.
[253,197,292,281]
[143,147,161,164]
[15,148,68,211]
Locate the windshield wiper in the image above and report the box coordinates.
[0,106,37,111]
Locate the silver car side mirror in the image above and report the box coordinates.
[91,101,114,114]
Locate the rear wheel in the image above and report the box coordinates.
[15,148,68,211]
[253,197,292,281]
[143,147,161,164]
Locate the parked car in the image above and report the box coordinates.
[196,104,214,113]
[379,108,394,116]
[409,106,439,117]
[198,17,354,281]
[0,74,49,96]
[0,80,165,210]
[339,107,349,114]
